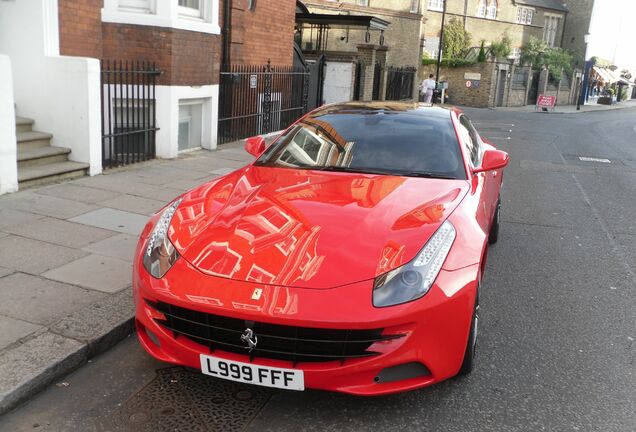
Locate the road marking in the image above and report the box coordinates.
[474,123,515,127]
[578,157,611,163]
[487,137,512,140]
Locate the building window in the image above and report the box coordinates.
[102,0,220,35]
[247,0,255,10]
[486,0,497,19]
[118,0,154,13]
[516,7,533,25]
[410,0,420,13]
[357,0,369,6]
[477,0,487,17]
[509,47,521,62]
[428,0,444,12]
[178,101,203,151]
[543,15,560,47]
[178,0,203,19]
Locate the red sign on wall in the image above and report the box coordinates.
[536,95,556,108]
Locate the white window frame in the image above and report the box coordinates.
[516,6,534,25]
[477,0,487,17]
[102,0,220,35]
[428,0,444,12]
[178,99,204,152]
[410,0,420,13]
[357,0,369,6]
[486,0,497,19]
[178,0,204,20]
[543,14,561,47]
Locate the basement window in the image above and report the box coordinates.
[178,101,203,151]
[118,0,155,13]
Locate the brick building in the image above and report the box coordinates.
[561,0,596,63]
[422,0,569,61]
[0,0,296,192]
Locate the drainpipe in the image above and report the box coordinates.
[222,0,233,65]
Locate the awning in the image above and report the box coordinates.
[295,13,390,31]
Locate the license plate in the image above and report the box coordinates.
[200,354,304,391]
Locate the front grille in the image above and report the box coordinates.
[147,300,404,365]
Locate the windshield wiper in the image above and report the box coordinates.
[317,166,392,175]
[397,171,457,180]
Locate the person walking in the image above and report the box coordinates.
[420,74,436,104]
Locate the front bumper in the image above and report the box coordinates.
[133,256,479,396]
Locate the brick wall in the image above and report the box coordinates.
[420,62,498,108]
[58,0,103,58]
[229,0,295,65]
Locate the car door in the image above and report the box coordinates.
[456,114,499,232]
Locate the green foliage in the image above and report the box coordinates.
[544,47,573,81]
[606,87,616,97]
[591,56,612,68]
[520,36,547,66]
[520,36,574,81]
[477,40,487,63]
[620,87,628,101]
[442,18,472,59]
[490,34,512,59]
[422,51,431,61]
[422,58,476,67]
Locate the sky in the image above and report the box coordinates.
[587,0,636,70]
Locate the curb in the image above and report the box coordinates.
[0,290,135,416]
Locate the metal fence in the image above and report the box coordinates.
[385,66,416,101]
[218,62,309,145]
[372,63,382,100]
[100,60,160,168]
[511,68,528,89]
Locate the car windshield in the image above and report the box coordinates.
[255,105,466,180]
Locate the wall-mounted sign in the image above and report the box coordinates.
[250,74,257,89]
[464,72,482,80]
[465,80,472,88]
[466,80,481,88]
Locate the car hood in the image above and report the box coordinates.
[169,166,469,289]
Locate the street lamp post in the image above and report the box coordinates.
[577,33,592,110]
[435,0,448,87]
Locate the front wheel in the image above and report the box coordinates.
[458,285,479,376]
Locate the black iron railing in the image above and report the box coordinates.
[218,61,310,145]
[385,66,416,101]
[100,60,160,168]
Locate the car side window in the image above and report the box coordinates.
[458,115,482,167]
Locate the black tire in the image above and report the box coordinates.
[458,286,479,376]
[488,199,501,245]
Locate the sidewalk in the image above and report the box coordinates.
[0,140,253,414]
[499,98,636,114]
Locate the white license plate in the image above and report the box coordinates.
[200,354,304,391]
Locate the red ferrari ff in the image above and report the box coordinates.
[133,102,509,396]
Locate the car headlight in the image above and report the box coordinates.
[143,198,182,278]
[373,220,456,307]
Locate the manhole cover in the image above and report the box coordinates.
[111,367,272,431]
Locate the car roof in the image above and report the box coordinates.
[308,102,458,119]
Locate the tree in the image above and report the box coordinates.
[520,37,574,80]
[477,40,487,62]
[490,34,512,59]
[520,36,547,66]
[442,18,472,59]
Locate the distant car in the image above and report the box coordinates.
[133,102,509,396]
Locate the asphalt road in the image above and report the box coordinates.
[2,107,635,432]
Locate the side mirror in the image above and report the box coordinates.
[244,136,266,157]
[473,149,509,173]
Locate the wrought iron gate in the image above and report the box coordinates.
[218,61,310,145]
[372,62,382,100]
[385,66,416,101]
[100,60,160,168]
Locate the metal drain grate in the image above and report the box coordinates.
[112,367,272,431]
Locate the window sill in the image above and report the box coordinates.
[101,9,220,35]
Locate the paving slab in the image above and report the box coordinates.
[71,175,183,202]
[98,194,166,216]
[3,217,117,249]
[0,191,97,219]
[0,331,86,415]
[0,273,104,326]
[169,176,216,192]
[42,254,132,294]
[50,289,134,357]
[0,208,45,229]
[0,267,13,278]
[210,167,237,176]
[82,233,139,262]
[35,183,121,204]
[69,208,148,236]
[0,316,43,351]
[0,236,87,274]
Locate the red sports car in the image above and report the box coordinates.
[133,102,509,396]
